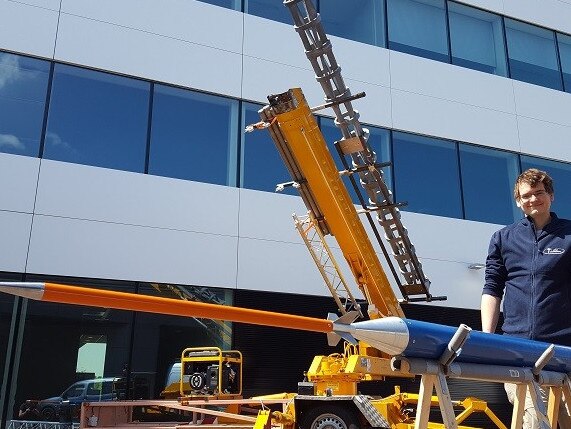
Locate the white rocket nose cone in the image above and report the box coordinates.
[348,317,410,355]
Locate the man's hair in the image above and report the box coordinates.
[513,168,554,200]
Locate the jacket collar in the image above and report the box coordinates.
[521,212,559,230]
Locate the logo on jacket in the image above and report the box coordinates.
[543,248,565,255]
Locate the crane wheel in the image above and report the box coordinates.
[298,405,360,429]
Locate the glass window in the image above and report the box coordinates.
[13,277,136,422]
[520,156,571,219]
[245,0,292,25]
[505,19,563,90]
[0,272,20,424]
[320,0,386,47]
[459,145,519,224]
[392,132,463,218]
[197,0,240,10]
[557,32,571,93]
[448,2,507,76]
[149,85,239,186]
[387,0,449,63]
[319,117,392,204]
[240,102,294,194]
[132,283,233,399]
[44,65,149,172]
[0,52,50,157]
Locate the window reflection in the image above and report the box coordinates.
[393,132,462,218]
[320,0,386,47]
[505,19,563,90]
[521,156,571,219]
[240,102,293,194]
[44,65,149,172]
[448,2,507,76]
[459,145,519,224]
[557,33,571,93]
[319,117,392,204]
[387,0,449,63]
[0,52,50,157]
[149,85,239,186]
[245,0,292,25]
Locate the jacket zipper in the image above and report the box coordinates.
[530,223,538,340]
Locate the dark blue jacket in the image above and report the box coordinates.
[483,213,571,346]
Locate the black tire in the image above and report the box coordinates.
[299,405,360,429]
[40,406,57,421]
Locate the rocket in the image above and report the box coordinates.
[1,281,570,374]
[331,316,571,374]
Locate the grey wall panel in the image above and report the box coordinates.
[60,0,243,54]
[0,210,32,272]
[54,13,242,98]
[236,236,326,296]
[517,116,571,162]
[27,214,239,287]
[503,0,571,34]
[390,51,516,115]
[391,88,520,152]
[35,160,239,236]
[0,1,59,58]
[513,81,571,127]
[0,153,40,213]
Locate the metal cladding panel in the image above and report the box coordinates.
[402,318,571,372]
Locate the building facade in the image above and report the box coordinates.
[1,0,571,426]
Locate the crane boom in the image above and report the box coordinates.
[261,89,403,319]
[285,0,433,300]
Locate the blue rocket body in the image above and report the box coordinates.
[401,319,571,372]
[345,317,571,372]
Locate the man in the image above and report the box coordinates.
[482,168,571,429]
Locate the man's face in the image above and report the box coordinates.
[517,182,553,219]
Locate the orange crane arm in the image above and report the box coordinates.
[263,89,404,319]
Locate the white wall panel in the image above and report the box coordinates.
[390,52,516,114]
[401,212,500,264]
[414,258,484,310]
[60,0,243,54]
[27,215,238,286]
[453,0,504,15]
[517,116,571,162]
[0,211,32,272]
[236,236,326,295]
[391,89,520,152]
[0,1,58,58]
[329,37,391,88]
[241,55,322,106]
[503,0,571,34]
[0,153,40,213]
[350,81,392,129]
[35,160,240,236]
[12,0,61,10]
[238,189,307,243]
[513,81,571,127]
[55,13,242,98]
[243,13,306,70]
